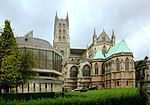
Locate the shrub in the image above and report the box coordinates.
[0,88,146,105]
[0,92,55,100]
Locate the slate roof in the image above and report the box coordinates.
[92,40,132,60]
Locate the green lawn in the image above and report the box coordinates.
[0,88,146,105]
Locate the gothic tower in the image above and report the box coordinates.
[53,12,70,62]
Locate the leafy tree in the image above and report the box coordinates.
[0,20,36,93]
[0,20,21,93]
[19,49,36,85]
[144,56,149,60]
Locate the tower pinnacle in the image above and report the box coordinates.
[93,28,97,45]
[55,12,58,20]
[111,29,116,46]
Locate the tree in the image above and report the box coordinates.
[144,56,149,61]
[0,20,36,93]
[19,49,36,85]
[0,20,21,93]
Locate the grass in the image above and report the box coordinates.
[0,88,146,105]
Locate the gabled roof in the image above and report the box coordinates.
[97,30,111,42]
[106,40,131,57]
[92,49,105,59]
[101,30,107,35]
[70,48,86,55]
[92,40,132,60]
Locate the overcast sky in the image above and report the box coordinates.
[0,0,150,60]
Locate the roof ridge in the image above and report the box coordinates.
[97,30,111,41]
[114,40,125,53]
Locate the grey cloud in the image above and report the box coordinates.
[0,0,150,60]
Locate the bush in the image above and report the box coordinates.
[0,92,55,100]
[0,88,146,105]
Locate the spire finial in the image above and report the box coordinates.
[112,29,115,36]
[55,12,58,19]
[94,28,96,35]
[66,12,69,26]
[66,12,69,20]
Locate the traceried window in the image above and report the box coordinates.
[111,60,114,70]
[108,61,112,71]
[102,63,105,74]
[63,29,66,35]
[82,65,90,77]
[106,63,108,72]
[116,58,120,71]
[70,66,78,78]
[125,58,129,70]
[95,63,98,75]
[131,60,134,69]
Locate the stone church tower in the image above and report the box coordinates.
[53,12,70,62]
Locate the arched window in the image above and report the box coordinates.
[95,63,98,75]
[59,29,62,35]
[117,81,119,86]
[63,36,65,41]
[106,63,108,72]
[102,83,105,88]
[63,23,65,28]
[131,60,134,69]
[116,58,120,71]
[60,50,64,56]
[125,58,129,70]
[111,60,114,70]
[109,61,112,71]
[70,66,78,79]
[102,63,105,74]
[63,29,66,35]
[58,36,61,41]
[82,65,90,77]
[59,23,62,28]
[126,81,129,86]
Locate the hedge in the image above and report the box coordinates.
[0,92,55,100]
[0,88,147,105]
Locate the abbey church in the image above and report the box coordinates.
[53,13,135,91]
